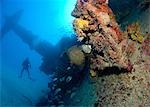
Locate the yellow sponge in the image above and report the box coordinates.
[74,18,89,29]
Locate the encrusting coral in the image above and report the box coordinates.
[72,0,136,72]
[73,18,89,41]
[141,33,150,56]
[126,22,144,43]
[90,69,97,77]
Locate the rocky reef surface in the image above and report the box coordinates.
[71,0,150,106]
[37,0,150,106]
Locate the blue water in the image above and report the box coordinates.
[2,0,76,44]
[1,0,76,106]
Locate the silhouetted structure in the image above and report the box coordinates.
[1,10,78,74]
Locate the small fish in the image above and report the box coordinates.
[53,78,58,82]
[78,36,84,42]
[70,92,76,99]
[66,90,72,94]
[66,76,72,83]
[54,88,61,95]
[67,66,71,70]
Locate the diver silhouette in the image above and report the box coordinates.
[19,57,32,79]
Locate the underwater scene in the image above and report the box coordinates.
[0,0,150,107]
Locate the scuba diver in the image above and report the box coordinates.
[19,57,32,79]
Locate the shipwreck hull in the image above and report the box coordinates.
[69,0,150,106]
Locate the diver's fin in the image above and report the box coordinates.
[1,10,23,39]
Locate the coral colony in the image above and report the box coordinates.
[72,0,134,73]
[36,0,150,106]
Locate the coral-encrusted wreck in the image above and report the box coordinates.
[72,0,136,74]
